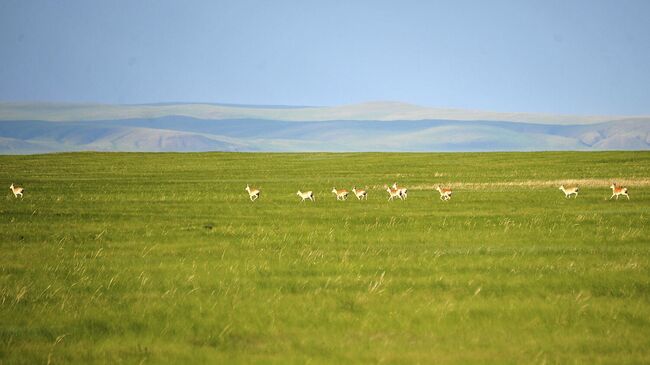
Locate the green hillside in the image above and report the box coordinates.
[1,152,649,364]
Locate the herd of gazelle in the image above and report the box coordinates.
[557,183,629,200]
[241,182,632,202]
[7,182,632,201]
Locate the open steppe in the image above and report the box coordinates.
[1,151,649,363]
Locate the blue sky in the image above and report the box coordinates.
[1,0,649,115]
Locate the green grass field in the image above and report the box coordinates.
[1,152,649,364]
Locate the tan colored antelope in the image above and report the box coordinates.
[559,185,579,198]
[386,187,403,201]
[331,187,349,201]
[245,184,260,201]
[9,183,24,198]
[609,183,629,200]
[391,182,408,199]
[296,190,314,202]
[435,185,453,201]
[352,187,367,200]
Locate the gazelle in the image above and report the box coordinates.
[435,185,453,201]
[245,184,260,202]
[386,186,403,201]
[352,187,368,200]
[609,183,629,200]
[296,190,314,202]
[9,183,24,198]
[559,185,579,198]
[331,187,349,201]
[392,182,408,199]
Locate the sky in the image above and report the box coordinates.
[1,0,649,115]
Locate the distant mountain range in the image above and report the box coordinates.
[0,101,648,153]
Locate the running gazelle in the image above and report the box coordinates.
[391,183,408,199]
[559,185,579,198]
[435,185,453,201]
[245,184,260,201]
[609,183,629,200]
[352,187,368,200]
[386,186,403,201]
[331,187,349,201]
[9,183,24,198]
[296,190,315,202]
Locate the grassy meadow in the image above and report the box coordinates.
[1,151,649,364]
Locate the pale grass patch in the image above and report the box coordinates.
[368,271,385,294]
[371,178,650,191]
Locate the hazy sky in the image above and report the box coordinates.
[1,0,649,114]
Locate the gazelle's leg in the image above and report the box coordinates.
[626,193,630,200]
[610,194,614,200]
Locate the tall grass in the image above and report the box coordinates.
[0,151,649,364]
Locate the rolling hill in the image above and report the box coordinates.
[0,102,648,153]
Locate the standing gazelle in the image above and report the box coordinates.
[245,184,260,202]
[435,185,453,201]
[296,190,315,202]
[391,183,408,199]
[9,183,24,198]
[559,185,579,198]
[609,183,630,200]
[352,187,368,200]
[386,186,403,201]
[331,187,349,201]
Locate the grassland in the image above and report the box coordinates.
[0,151,649,364]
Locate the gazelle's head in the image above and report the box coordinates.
[435,185,441,192]
[559,185,565,190]
[610,183,616,189]
[331,187,337,194]
[9,184,13,190]
[296,191,302,196]
[391,182,398,189]
[245,184,250,192]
